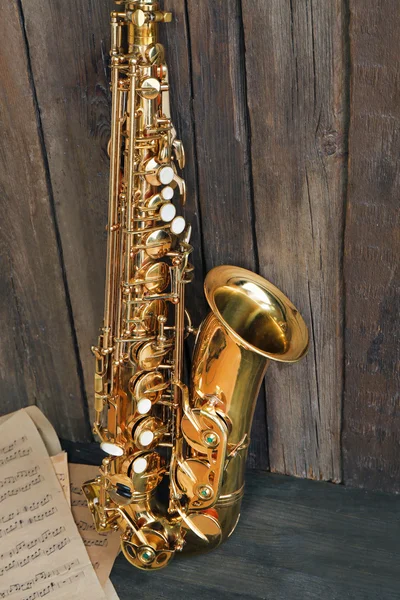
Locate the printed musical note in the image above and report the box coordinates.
[0,560,80,599]
[83,539,108,548]
[0,527,66,561]
[21,572,86,600]
[0,437,27,456]
[68,464,121,587]
[76,520,95,532]
[0,448,32,468]
[70,499,89,507]
[0,411,106,600]
[50,454,70,506]
[0,468,39,489]
[0,475,43,504]
[0,538,73,575]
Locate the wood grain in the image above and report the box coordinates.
[242,0,347,482]
[0,1,90,440]
[159,0,207,328]
[2,0,399,493]
[158,1,206,392]
[343,1,400,493]
[186,0,268,469]
[19,0,112,425]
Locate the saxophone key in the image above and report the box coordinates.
[139,298,167,331]
[137,262,170,293]
[120,527,174,571]
[158,165,174,185]
[131,341,170,370]
[172,138,185,169]
[142,229,172,259]
[171,173,186,205]
[170,216,185,235]
[129,371,168,409]
[132,455,148,474]
[145,43,165,65]
[161,185,174,200]
[137,77,161,100]
[176,458,218,509]
[100,442,125,457]
[131,416,165,450]
[143,157,175,187]
[122,452,165,494]
[144,191,163,209]
[137,398,152,415]
[159,202,176,223]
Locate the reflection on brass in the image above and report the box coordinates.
[82,0,309,571]
[135,340,169,370]
[138,77,161,99]
[129,371,166,403]
[138,262,169,293]
[143,229,172,259]
[146,43,165,65]
[140,299,167,332]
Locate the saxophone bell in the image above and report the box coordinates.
[182,265,309,549]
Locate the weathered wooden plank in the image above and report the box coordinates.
[242,0,346,482]
[186,0,256,272]
[109,470,400,600]
[158,1,207,395]
[186,0,268,469]
[159,0,207,328]
[343,1,400,493]
[0,1,90,440]
[20,0,112,425]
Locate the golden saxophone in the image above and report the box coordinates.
[83,0,309,570]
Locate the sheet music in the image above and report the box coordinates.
[68,464,120,587]
[0,411,106,600]
[0,407,62,458]
[51,455,119,599]
[102,579,119,600]
[50,454,70,505]
[51,452,119,600]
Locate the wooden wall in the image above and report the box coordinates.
[0,0,398,493]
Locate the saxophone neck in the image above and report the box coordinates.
[112,0,172,49]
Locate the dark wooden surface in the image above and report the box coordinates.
[1,0,399,492]
[20,0,112,428]
[64,441,400,600]
[0,1,90,440]
[342,1,400,494]
[111,474,400,600]
[241,0,346,482]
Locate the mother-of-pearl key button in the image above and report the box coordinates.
[133,456,148,474]
[137,398,152,415]
[160,202,176,223]
[170,216,186,235]
[139,430,155,447]
[100,442,124,456]
[158,166,174,185]
[161,186,174,200]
